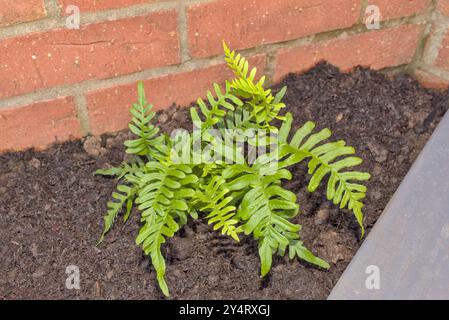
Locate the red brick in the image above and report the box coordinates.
[187,0,360,58]
[57,0,160,13]
[365,0,430,21]
[0,0,46,27]
[274,24,423,82]
[0,10,179,100]
[0,97,82,152]
[434,31,449,71]
[414,70,449,90]
[86,55,266,135]
[437,0,449,16]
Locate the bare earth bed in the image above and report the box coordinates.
[1,63,448,299]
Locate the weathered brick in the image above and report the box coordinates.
[433,31,449,71]
[0,97,82,152]
[187,0,360,58]
[86,55,266,135]
[0,0,46,27]
[57,0,159,13]
[414,70,449,90]
[0,10,179,100]
[437,0,449,16]
[365,0,430,21]
[274,24,423,82]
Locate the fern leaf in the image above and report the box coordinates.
[223,163,327,275]
[223,41,286,126]
[279,112,371,236]
[137,162,196,218]
[135,161,197,295]
[191,82,243,133]
[136,211,179,297]
[95,157,146,181]
[288,240,329,269]
[124,82,168,160]
[194,176,242,241]
[94,167,123,177]
[98,184,135,244]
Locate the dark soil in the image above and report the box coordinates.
[1,63,448,300]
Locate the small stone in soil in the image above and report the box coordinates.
[172,269,183,278]
[28,158,41,169]
[373,164,382,176]
[172,111,185,122]
[315,208,330,225]
[32,269,45,278]
[83,136,106,157]
[158,113,169,124]
[93,247,102,254]
[231,256,247,270]
[335,113,344,123]
[105,137,116,149]
[370,190,382,201]
[315,230,352,264]
[367,142,389,163]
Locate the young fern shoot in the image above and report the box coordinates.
[95,42,371,297]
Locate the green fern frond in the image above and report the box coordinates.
[137,162,197,220]
[279,113,371,236]
[134,161,197,296]
[96,159,146,245]
[124,82,168,160]
[95,157,146,180]
[194,176,242,241]
[223,41,287,126]
[190,82,243,133]
[219,107,252,131]
[94,166,124,177]
[136,211,178,297]
[223,163,327,275]
[98,184,136,244]
[288,240,329,269]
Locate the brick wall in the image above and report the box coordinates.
[416,0,449,89]
[0,0,446,152]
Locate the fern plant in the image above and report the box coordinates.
[96,42,371,297]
